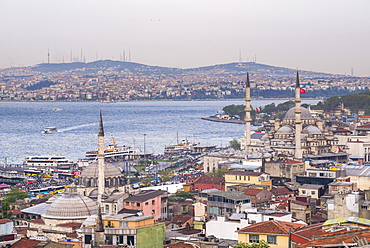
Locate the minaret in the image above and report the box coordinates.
[97,111,105,206]
[294,70,303,160]
[242,72,252,149]
[94,205,105,246]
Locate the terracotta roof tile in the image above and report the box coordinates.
[57,222,82,227]
[171,215,193,225]
[66,231,78,238]
[195,176,224,185]
[10,238,43,248]
[0,219,12,224]
[296,228,370,248]
[29,219,45,224]
[242,188,262,196]
[237,220,305,235]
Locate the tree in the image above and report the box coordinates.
[207,167,227,177]
[3,188,29,204]
[233,240,270,248]
[229,138,241,150]
[173,192,195,199]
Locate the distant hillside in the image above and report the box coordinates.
[32,60,337,77]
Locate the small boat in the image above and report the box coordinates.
[42,127,57,134]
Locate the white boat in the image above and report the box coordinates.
[23,155,76,170]
[42,127,57,134]
[85,137,138,160]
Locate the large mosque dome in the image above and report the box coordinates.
[78,162,127,188]
[80,161,122,178]
[43,193,98,219]
[284,107,314,120]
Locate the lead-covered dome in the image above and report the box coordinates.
[43,194,98,219]
[284,107,314,120]
[80,162,122,178]
[276,126,294,135]
[303,126,322,135]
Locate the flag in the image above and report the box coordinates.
[300,88,307,94]
[255,107,260,113]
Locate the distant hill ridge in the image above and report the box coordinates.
[32,60,336,77]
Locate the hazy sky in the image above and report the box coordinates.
[1,0,369,76]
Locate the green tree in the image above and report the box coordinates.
[229,138,241,150]
[3,188,29,204]
[207,167,227,177]
[0,201,12,219]
[233,240,270,248]
[173,192,195,199]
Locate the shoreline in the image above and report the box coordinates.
[0,97,323,103]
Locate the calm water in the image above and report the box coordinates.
[0,99,321,164]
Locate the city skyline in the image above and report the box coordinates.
[1,0,369,76]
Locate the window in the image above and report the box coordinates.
[267,235,277,244]
[311,191,316,195]
[136,203,140,207]
[152,210,155,214]
[126,202,129,206]
[152,200,155,205]
[119,222,128,228]
[249,234,259,243]
[84,235,92,244]
[127,236,135,246]
[131,202,135,206]
[105,205,109,211]
[145,202,149,205]
[235,176,238,180]
[302,190,306,194]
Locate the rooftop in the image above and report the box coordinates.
[237,220,305,235]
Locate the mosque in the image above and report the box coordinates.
[240,71,348,163]
[23,111,130,241]
[204,72,348,179]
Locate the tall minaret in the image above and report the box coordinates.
[294,70,303,160]
[243,72,252,149]
[97,111,105,206]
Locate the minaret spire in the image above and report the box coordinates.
[242,72,252,150]
[294,70,302,160]
[97,110,105,206]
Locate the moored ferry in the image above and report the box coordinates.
[23,155,76,170]
[85,137,138,160]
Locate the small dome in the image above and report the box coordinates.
[43,194,98,219]
[80,162,122,178]
[303,126,322,135]
[284,107,314,120]
[276,126,294,135]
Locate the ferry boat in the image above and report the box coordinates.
[42,127,57,134]
[85,137,138,160]
[164,139,199,154]
[23,155,76,170]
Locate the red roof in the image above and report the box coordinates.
[275,188,293,195]
[291,223,324,243]
[171,215,193,225]
[296,228,370,248]
[0,219,12,224]
[57,222,82,227]
[195,176,224,185]
[11,238,43,248]
[66,231,78,238]
[242,188,263,196]
[29,219,45,224]
[237,220,305,235]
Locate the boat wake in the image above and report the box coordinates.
[58,123,96,132]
